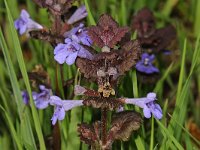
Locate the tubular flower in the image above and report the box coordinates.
[125,93,163,119]
[67,5,88,25]
[50,96,83,125]
[14,9,43,35]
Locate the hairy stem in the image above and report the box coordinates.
[101,108,108,147]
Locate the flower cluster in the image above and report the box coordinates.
[22,85,83,125]
[54,24,93,65]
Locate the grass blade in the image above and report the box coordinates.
[0,28,37,149]
[84,0,96,25]
[4,1,46,149]
[156,120,184,150]
[0,105,23,150]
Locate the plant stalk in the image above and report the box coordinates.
[101,108,108,147]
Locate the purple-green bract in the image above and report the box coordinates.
[14,9,43,35]
[136,53,159,74]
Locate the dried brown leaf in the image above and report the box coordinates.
[76,57,98,80]
[76,40,141,83]
[29,30,64,46]
[132,7,155,38]
[117,40,141,75]
[32,0,44,7]
[132,8,176,51]
[88,14,129,48]
[138,25,176,51]
[83,97,123,110]
[108,110,142,141]
[77,123,98,145]
[187,121,200,142]
[34,0,77,15]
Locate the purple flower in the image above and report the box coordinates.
[33,85,51,109]
[162,49,171,55]
[136,53,159,74]
[54,38,93,65]
[14,9,43,35]
[21,85,51,109]
[125,93,163,119]
[64,23,92,46]
[67,5,88,25]
[21,91,29,105]
[50,96,83,125]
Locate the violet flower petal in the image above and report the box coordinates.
[150,103,163,119]
[54,46,73,64]
[21,91,29,105]
[136,53,159,74]
[143,105,151,118]
[67,5,88,24]
[14,9,43,35]
[66,51,78,65]
[78,47,93,60]
[33,85,51,109]
[51,106,65,125]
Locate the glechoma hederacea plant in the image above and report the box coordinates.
[13,0,179,149]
